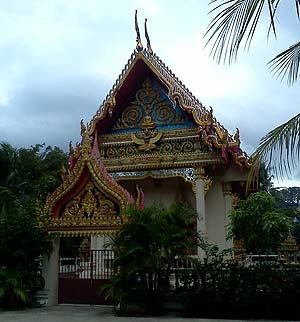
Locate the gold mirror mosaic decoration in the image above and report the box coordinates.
[46,179,124,236]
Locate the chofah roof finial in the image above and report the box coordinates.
[135,10,143,51]
[80,119,87,136]
[144,18,153,54]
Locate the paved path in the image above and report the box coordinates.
[0,304,289,322]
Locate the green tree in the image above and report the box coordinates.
[0,142,22,193]
[270,186,300,243]
[270,186,300,209]
[258,163,274,192]
[102,203,198,314]
[206,0,300,178]
[0,141,67,308]
[228,192,291,253]
[0,188,51,308]
[16,144,68,201]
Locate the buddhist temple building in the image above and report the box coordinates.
[42,13,251,305]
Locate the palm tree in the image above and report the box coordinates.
[0,142,20,190]
[102,203,197,314]
[205,0,300,179]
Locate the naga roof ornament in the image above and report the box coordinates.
[144,18,153,54]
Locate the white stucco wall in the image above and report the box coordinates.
[205,164,247,250]
[118,177,195,208]
[205,177,227,249]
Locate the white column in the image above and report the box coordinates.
[195,168,206,257]
[42,236,60,306]
[222,182,233,249]
[91,235,111,250]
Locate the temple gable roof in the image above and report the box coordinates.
[43,133,134,236]
[86,46,251,169]
[87,49,205,135]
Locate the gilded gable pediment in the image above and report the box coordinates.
[45,178,124,236]
[43,134,133,236]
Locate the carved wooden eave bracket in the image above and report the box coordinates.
[42,132,134,237]
[86,43,252,170]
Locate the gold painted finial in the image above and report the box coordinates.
[80,119,87,136]
[144,18,153,54]
[69,141,74,156]
[135,10,143,51]
[234,127,240,145]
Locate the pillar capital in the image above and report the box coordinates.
[222,181,232,195]
[194,167,213,196]
[194,166,205,179]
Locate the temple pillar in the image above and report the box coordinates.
[153,178,162,204]
[222,182,233,249]
[91,235,111,250]
[42,237,60,306]
[194,167,206,257]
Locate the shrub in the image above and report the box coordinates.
[100,203,198,315]
[184,245,300,319]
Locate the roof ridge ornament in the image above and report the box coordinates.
[144,18,153,54]
[80,119,87,136]
[135,10,143,51]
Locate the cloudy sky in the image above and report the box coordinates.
[0,0,299,186]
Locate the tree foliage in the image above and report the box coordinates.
[0,143,19,190]
[253,113,300,179]
[270,186,300,243]
[0,141,68,308]
[102,203,198,314]
[206,0,300,179]
[270,186,300,209]
[185,257,300,319]
[228,191,291,253]
[206,0,300,84]
[258,162,274,192]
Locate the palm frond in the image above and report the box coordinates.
[269,41,300,85]
[205,0,280,64]
[251,113,300,179]
[296,0,300,19]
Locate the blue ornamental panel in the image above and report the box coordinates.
[109,78,195,133]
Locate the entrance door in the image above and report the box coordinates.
[58,249,114,304]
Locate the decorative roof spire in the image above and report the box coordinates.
[135,10,143,51]
[144,18,153,54]
[80,119,87,136]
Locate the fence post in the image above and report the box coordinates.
[90,250,93,281]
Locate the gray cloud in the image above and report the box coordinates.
[0,68,110,150]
